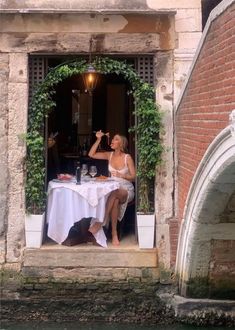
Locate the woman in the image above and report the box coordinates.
[88,130,136,246]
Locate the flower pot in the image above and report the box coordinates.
[25,213,45,248]
[137,213,155,248]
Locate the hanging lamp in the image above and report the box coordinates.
[82,37,99,95]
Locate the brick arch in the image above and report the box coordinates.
[176,120,235,299]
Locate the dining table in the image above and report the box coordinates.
[46,177,120,247]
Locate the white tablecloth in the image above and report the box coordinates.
[47,179,119,246]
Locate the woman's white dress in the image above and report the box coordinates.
[108,152,135,221]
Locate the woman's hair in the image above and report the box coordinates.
[117,134,128,153]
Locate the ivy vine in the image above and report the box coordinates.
[26,57,164,214]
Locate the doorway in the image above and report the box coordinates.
[47,71,135,180]
[46,70,136,241]
[29,54,154,245]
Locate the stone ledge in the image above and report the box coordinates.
[23,246,158,268]
[170,295,235,326]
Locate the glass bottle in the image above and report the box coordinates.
[76,161,81,185]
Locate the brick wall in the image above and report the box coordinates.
[169,218,179,266]
[209,239,235,298]
[176,3,235,224]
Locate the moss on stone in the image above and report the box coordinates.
[186,277,210,298]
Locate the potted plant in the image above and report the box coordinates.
[24,84,54,248]
[131,84,164,248]
[24,122,47,248]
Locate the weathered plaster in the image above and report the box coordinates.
[9,53,28,83]
[154,51,174,269]
[0,32,163,53]
[0,14,128,33]
[0,0,152,11]
[7,54,28,263]
[175,8,202,32]
[177,32,202,49]
[156,224,171,269]
[173,49,195,106]
[147,0,201,10]
[0,53,9,264]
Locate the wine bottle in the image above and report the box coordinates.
[76,162,81,185]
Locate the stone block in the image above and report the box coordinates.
[156,224,171,269]
[7,81,27,262]
[9,53,28,83]
[0,14,128,34]
[175,9,202,32]
[0,32,163,53]
[24,247,158,268]
[178,32,202,49]
[155,51,173,79]
[147,0,201,9]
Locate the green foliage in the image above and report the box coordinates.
[26,57,163,214]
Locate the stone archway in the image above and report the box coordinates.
[26,56,162,216]
[176,112,235,299]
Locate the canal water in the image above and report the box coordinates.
[0,323,233,330]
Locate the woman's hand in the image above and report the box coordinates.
[111,171,124,179]
[88,130,110,160]
[96,130,104,140]
[95,130,110,140]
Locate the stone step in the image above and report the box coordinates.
[23,245,158,268]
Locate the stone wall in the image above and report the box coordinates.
[209,240,235,299]
[1,265,234,326]
[1,262,176,324]
[0,54,9,264]
[0,0,202,270]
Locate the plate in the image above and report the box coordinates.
[57,174,74,181]
[95,176,109,181]
[52,178,75,183]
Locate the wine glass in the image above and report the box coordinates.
[89,166,97,178]
[81,164,88,177]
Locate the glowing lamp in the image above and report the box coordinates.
[82,38,99,95]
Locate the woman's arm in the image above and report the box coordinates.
[88,130,110,160]
[124,155,136,181]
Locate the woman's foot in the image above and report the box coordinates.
[112,233,120,246]
[88,222,102,234]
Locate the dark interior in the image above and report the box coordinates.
[46,68,136,241]
[47,71,135,181]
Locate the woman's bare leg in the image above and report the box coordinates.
[110,189,128,246]
[103,191,118,226]
[89,190,119,234]
[111,198,120,246]
[90,189,128,238]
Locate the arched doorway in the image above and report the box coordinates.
[27,56,162,244]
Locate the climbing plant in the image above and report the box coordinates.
[26,57,164,214]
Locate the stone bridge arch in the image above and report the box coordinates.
[176,114,235,299]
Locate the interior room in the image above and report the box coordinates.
[47,71,135,181]
[44,59,136,244]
